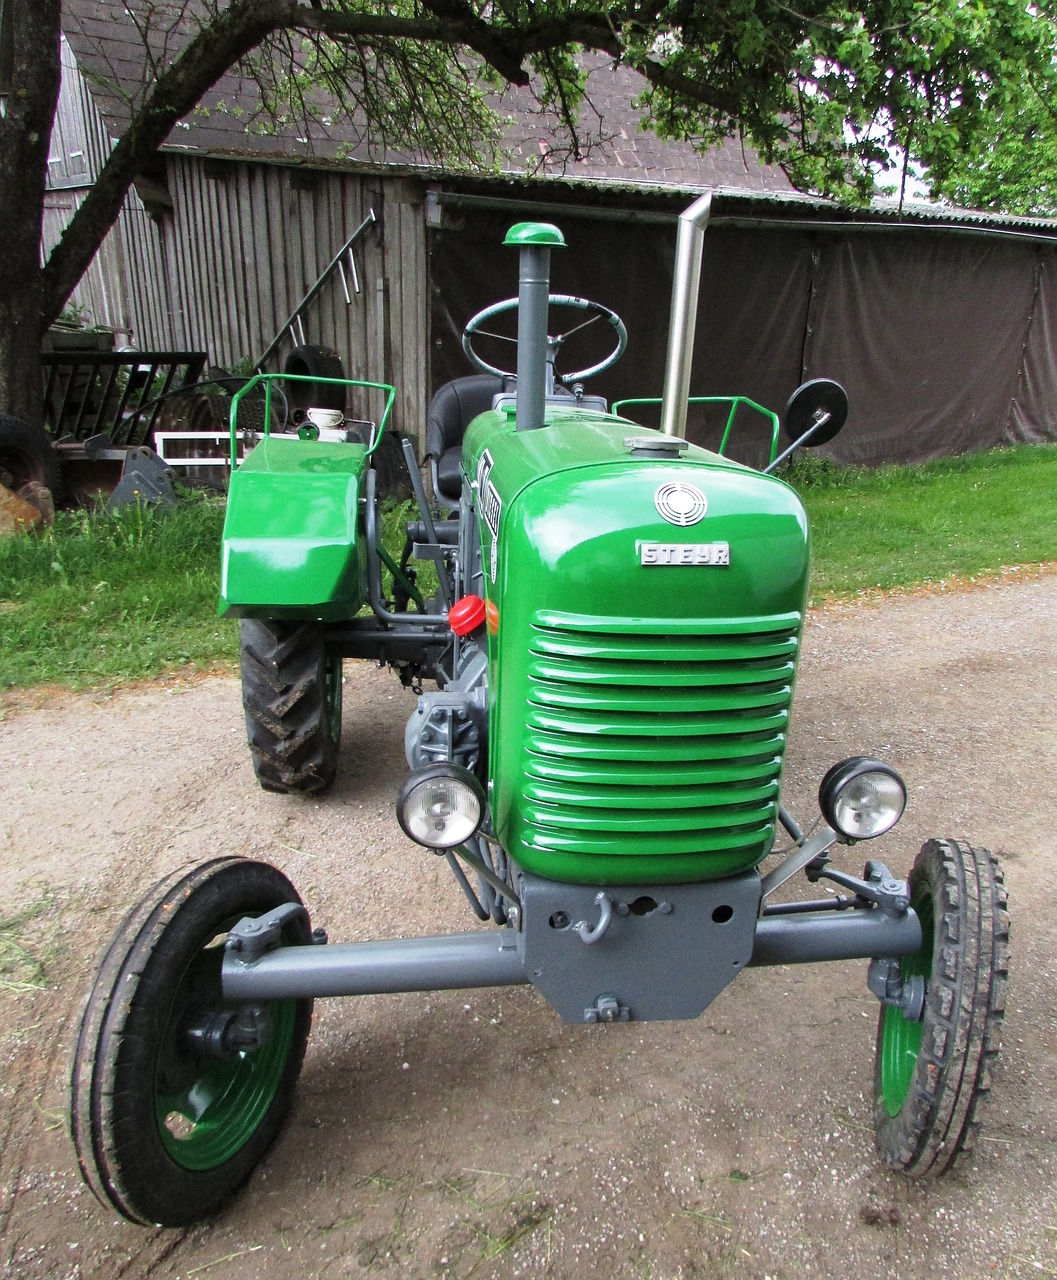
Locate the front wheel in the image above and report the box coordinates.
[873,838,1009,1177]
[239,619,342,794]
[71,857,313,1226]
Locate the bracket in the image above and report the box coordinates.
[809,858,910,916]
[225,902,311,960]
[867,956,926,1020]
[760,824,839,899]
[584,993,630,1023]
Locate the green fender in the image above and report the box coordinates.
[219,435,369,621]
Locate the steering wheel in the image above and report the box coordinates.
[462,294,628,383]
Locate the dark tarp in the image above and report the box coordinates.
[1010,252,1057,445]
[429,205,1057,467]
[803,234,1036,464]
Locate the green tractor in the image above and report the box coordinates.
[71,194,1008,1227]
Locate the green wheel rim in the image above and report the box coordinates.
[154,926,298,1171]
[325,656,343,743]
[879,883,934,1116]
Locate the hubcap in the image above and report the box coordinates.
[880,884,934,1116]
[154,923,296,1170]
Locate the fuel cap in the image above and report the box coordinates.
[449,594,487,636]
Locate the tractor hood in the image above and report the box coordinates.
[463,404,810,622]
[463,404,811,887]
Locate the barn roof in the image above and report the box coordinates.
[57,0,1057,238]
[58,1,794,195]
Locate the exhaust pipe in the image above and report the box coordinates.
[505,222,565,432]
[659,191,713,438]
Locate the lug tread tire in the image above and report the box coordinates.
[70,857,312,1226]
[874,838,1009,1178]
[239,619,341,794]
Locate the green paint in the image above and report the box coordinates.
[219,435,368,620]
[502,222,566,248]
[154,928,297,1171]
[613,396,782,466]
[880,879,934,1115]
[464,405,810,884]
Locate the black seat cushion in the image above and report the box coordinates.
[426,374,503,503]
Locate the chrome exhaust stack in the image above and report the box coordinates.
[659,191,713,438]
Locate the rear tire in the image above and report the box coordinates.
[873,838,1009,1177]
[239,619,342,794]
[282,345,346,414]
[70,857,313,1226]
[0,414,61,501]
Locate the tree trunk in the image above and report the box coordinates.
[0,3,60,429]
[0,2,60,427]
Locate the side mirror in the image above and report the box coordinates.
[763,378,848,474]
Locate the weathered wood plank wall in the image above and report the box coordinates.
[44,40,431,445]
[145,158,429,442]
[43,35,131,337]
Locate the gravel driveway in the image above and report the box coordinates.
[0,570,1054,1280]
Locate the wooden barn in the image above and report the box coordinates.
[49,3,1057,466]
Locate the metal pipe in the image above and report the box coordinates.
[364,468,450,627]
[659,191,712,437]
[222,910,921,1002]
[222,930,527,1001]
[256,208,377,370]
[515,244,552,432]
[432,189,1057,248]
[748,908,922,968]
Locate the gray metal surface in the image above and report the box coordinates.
[514,244,553,432]
[748,908,922,967]
[222,929,526,1001]
[760,824,839,898]
[517,869,761,1023]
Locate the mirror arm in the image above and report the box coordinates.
[762,409,832,475]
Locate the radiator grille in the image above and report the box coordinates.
[521,611,802,861]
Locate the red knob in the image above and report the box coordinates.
[449,594,487,636]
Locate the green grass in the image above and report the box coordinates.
[784,445,1057,602]
[0,492,230,690]
[0,445,1054,692]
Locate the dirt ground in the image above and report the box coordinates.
[0,570,1055,1280]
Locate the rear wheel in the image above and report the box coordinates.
[0,414,61,500]
[239,619,342,794]
[282,345,346,414]
[71,858,313,1226]
[874,838,1009,1177]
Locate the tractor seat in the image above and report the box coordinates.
[425,374,504,507]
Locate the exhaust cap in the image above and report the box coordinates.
[503,222,566,248]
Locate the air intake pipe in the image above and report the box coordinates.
[504,222,565,432]
[659,191,713,438]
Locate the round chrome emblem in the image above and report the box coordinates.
[654,481,707,526]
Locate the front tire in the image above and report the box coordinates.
[239,619,342,794]
[874,838,1009,1177]
[70,858,313,1226]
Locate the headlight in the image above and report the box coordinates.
[818,756,907,840]
[396,764,485,849]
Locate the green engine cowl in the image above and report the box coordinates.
[465,406,811,886]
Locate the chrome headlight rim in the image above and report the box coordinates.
[396,763,486,850]
[818,755,907,842]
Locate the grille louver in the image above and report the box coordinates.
[521,611,801,862]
